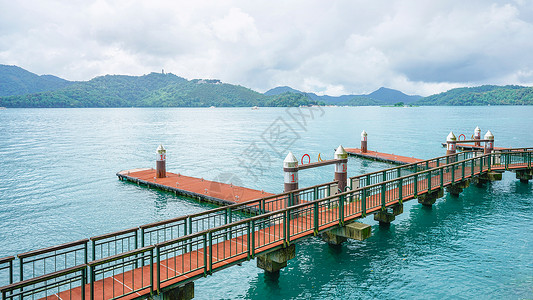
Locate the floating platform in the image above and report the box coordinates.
[345,148,423,165]
[117,168,274,206]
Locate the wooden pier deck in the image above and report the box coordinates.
[345,147,423,165]
[117,168,274,206]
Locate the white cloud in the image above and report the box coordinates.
[1,0,532,96]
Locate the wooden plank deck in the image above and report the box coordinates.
[117,169,274,206]
[345,148,423,165]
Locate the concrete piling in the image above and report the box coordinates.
[334,145,348,193]
[283,152,298,193]
[474,126,481,146]
[156,144,166,178]
[484,130,494,154]
[361,130,368,153]
[446,132,457,156]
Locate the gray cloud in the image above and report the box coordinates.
[1,0,532,96]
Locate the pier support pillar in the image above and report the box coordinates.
[373,203,403,225]
[374,211,395,224]
[515,169,533,183]
[474,126,481,146]
[257,244,296,273]
[484,130,494,154]
[446,180,470,196]
[334,145,348,193]
[156,145,167,178]
[446,132,457,162]
[283,152,299,205]
[154,282,194,300]
[472,171,503,186]
[417,188,444,206]
[321,221,372,245]
[361,130,368,153]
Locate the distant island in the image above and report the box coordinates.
[0,64,532,107]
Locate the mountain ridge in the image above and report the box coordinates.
[264,86,421,105]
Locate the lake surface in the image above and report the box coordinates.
[0,106,532,299]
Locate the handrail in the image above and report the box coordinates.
[88,245,154,267]
[349,151,471,180]
[0,264,86,293]
[90,227,138,241]
[17,238,89,259]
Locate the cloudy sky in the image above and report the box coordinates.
[1,0,532,96]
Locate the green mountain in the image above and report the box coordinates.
[0,70,320,108]
[368,87,422,104]
[0,64,74,97]
[264,86,420,105]
[416,85,533,105]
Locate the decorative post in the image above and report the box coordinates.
[361,130,368,153]
[334,145,348,193]
[484,130,494,154]
[283,152,298,192]
[474,126,481,146]
[156,144,166,178]
[446,132,457,156]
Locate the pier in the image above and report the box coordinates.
[117,168,274,207]
[1,129,532,300]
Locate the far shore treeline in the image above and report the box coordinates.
[1,64,532,107]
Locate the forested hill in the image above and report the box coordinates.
[0,64,74,97]
[0,72,319,108]
[416,85,533,105]
[264,86,421,105]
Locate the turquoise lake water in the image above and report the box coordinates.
[0,106,532,299]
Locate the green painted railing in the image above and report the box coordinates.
[349,151,475,190]
[1,151,531,300]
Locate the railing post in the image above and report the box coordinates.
[90,266,95,300]
[251,219,255,258]
[9,259,13,285]
[427,170,431,192]
[414,173,418,196]
[462,161,465,179]
[208,231,213,273]
[149,248,154,296]
[471,158,474,176]
[339,194,345,225]
[487,153,492,171]
[398,178,403,204]
[156,246,161,294]
[313,202,319,235]
[362,188,367,217]
[440,167,444,187]
[381,183,386,209]
[203,234,208,276]
[81,266,86,300]
[284,210,290,244]
[480,155,484,173]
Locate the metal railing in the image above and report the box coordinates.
[1,151,531,299]
[349,151,475,190]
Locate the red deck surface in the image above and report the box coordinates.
[118,168,274,205]
[345,148,423,164]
